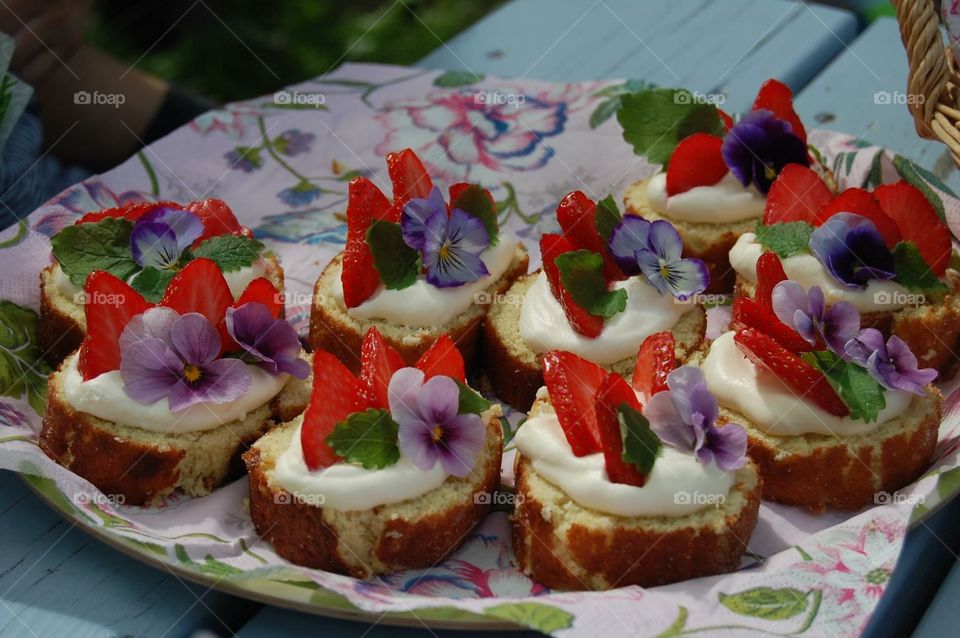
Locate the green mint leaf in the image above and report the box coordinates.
[754,221,815,259]
[366,220,420,290]
[803,351,886,423]
[555,249,627,319]
[616,88,725,166]
[595,195,622,243]
[456,380,492,415]
[450,184,499,245]
[325,408,400,469]
[50,217,139,287]
[0,300,52,415]
[892,241,948,293]
[618,403,661,476]
[192,234,264,272]
[130,267,176,303]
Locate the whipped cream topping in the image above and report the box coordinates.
[53,260,269,301]
[729,233,914,313]
[646,172,766,224]
[61,352,288,433]
[514,401,733,517]
[331,241,517,328]
[519,271,689,364]
[702,331,912,436]
[271,415,450,511]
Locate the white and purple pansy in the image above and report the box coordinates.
[844,328,938,395]
[773,281,860,355]
[225,303,310,378]
[607,216,709,300]
[808,213,896,288]
[130,207,204,270]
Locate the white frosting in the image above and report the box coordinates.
[53,260,269,301]
[331,241,518,328]
[728,233,915,313]
[271,415,449,511]
[514,407,733,517]
[646,172,766,223]
[701,331,912,436]
[518,271,689,365]
[61,352,288,433]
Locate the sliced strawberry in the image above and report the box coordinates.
[755,250,788,311]
[385,148,433,221]
[301,350,364,470]
[814,188,901,248]
[540,234,604,338]
[556,190,623,280]
[665,133,728,196]
[341,176,391,308]
[874,181,951,276]
[631,331,676,402]
[595,373,648,486]
[734,328,848,416]
[76,201,182,225]
[717,108,734,131]
[752,78,807,144]
[762,164,833,225]
[234,278,283,318]
[77,271,154,380]
[357,327,406,409]
[415,334,466,382]
[731,297,813,353]
[185,199,252,243]
[542,351,607,456]
[160,258,233,328]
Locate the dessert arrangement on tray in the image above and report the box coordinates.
[1,64,959,636]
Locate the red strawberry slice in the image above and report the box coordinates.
[762,164,833,225]
[540,234,604,338]
[234,278,283,318]
[301,350,365,470]
[341,176,392,308]
[358,327,406,409]
[595,372,648,486]
[666,133,728,196]
[556,190,623,280]
[631,331,676,402]
[542,351,607,456]
[734,328,848,416]
[814,188,901,248]
[717,108,734,131]
[76,201,182,225]
[752,78,807,144]
[160,258,233,329]
[755,250,788,311]
[731,296,813,353]
[77,271,154,380]
[415,334,466,382]
[385,148,433,221]
[185,198,251,243]
[874,181,951,276]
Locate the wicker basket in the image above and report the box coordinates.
[893,0,960,166]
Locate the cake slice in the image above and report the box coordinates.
[245,327,502,577]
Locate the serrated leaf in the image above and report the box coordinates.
[892,241,948,293]
[595,195,622,243]
[326,408,400,470]
[719,587,811,620]
[433,70,484,87]
[555,249,627,318]
[192,234,264,272]
[366,220,420,290]
[804,350,886,423]
[754,220,814,258]
[50,217,139,287]
[130,267,176,302]
[483,602,574,633]
[618,404,661,476]
[617,88,725,166]
[0,300,52,414]
[450,184,499,245]
[456,380,492,415]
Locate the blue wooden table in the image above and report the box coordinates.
[2,1,959,636]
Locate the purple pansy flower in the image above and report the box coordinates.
[279,182,322,207]
[389,367,485,477]
[401,186,447,252]
[844,328,937,395]
[643,366,747,471]
[130,207,204,270]
[120,310,251,411]
[225,303,309,378]
[772,281,860,354]
[274,129,314,156]
[721,109,809,194]
[809,213,896,288]
[608,217,709,300]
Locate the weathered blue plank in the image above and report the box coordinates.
[0,472,249,638]
[419,0,857,112]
